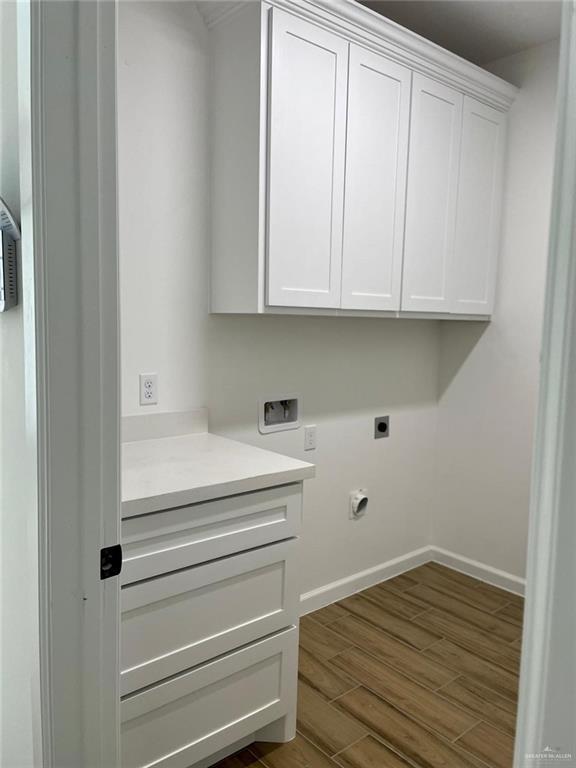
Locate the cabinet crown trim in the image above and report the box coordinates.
[201,0,517,110]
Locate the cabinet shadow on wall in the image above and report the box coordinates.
[437,320,489,399]
[205,315,488,429]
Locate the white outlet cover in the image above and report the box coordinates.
[304,425,317,451]
[139,373,158,406]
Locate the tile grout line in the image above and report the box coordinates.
[351,730,424,768]
[330,733,367,759]
[404,580,521,623]
[357,592,427,623]
[246,746,273,768]
[246,564,521,768]
[332,619,521,707]
[334,683,498,768]
[475,717,519,741]
[329,608,443,655]
[294,727,348,764]
[330,711,424,768]
[420,636,446,652]
[414,630,523,676]
[328,639,460,695]
[331,611,441,654]
[344,591,431,625]
[452,727,506,768]
[433,672,462,692]
[434,684,518,740]
[412,616,522,658]
[451,718,482,744]
[331,673,497,750]
[411,606,434,619]
[328,682,361,703]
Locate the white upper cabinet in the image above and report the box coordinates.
[452,98,506,315]
[209,2,516,319]
[266,9,348,308]
[341,46,411,311]
[402,75,463,313]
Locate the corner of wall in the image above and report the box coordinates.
[430,41,559,579]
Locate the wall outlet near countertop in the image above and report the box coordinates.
[139,373,158,406]
[304,425,317,451]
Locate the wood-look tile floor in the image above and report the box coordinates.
[213,563,523,768]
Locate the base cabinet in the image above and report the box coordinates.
[121,540,298,695]
[121,484,302,584]
[121,629,298,768]
[121,483,303,768]
[210,2,514,319]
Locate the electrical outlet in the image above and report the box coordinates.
[374,415,390,439]
[139,373,158,406]
[304,424,317,451]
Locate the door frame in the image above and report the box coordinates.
[28,1,121,765]
[513,2,576,764]
[27,0,575,765]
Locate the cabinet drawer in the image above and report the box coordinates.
[121,628,297,768]
[121,540,298,695]
[121,484,302,585]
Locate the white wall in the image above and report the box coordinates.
[207,316,439,595]
[118,3,440,597]
[0,2,41,765]
[432,40,559,578]
[119,5,558,590]
[118,1,209,417]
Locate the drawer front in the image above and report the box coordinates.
[121,484,302,585]
[121,628,298,768]
[121,540,298,695]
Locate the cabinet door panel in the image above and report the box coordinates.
[120,540,298,695]
[341,46,411,311]
[121,629,297,768]
[452,98,506,315]
[402,74,463,312]
[267,8,348,308]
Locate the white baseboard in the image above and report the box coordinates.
[299,544,525,614]
[429,546,526,597]
[300,546,433,615]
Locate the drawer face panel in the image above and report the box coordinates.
[121,628,297,768]
[121,540,298,695]
[121,484,302,585]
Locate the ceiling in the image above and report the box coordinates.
[359,1,562,65]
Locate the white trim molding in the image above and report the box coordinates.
[201,0,517,110]
[300,546,432,614]
[430,547,525,597]
[514,3,576,764]
[299,545,525,614]
[31,2,121,765]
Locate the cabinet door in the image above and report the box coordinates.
[452,98,506,315]
[120,540,298,695]
[341,46,411,311]
[402,74,463,312]
[121,629,297,768]
[266,8,348,308]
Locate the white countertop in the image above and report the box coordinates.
[122,432,315,517]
